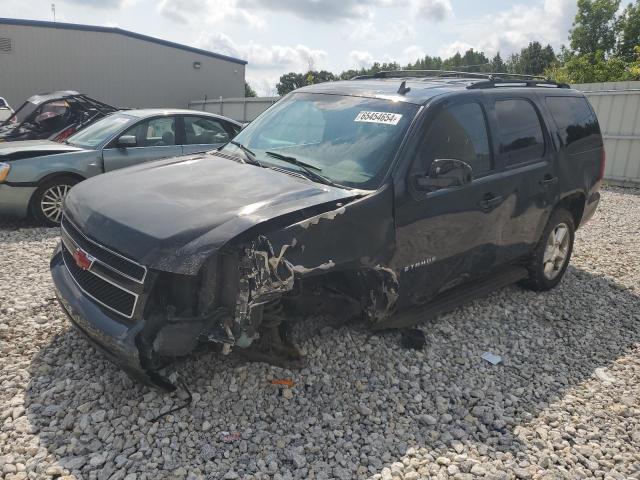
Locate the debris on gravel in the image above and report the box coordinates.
[0,186,639,479]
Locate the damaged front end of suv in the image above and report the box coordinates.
[51,183,399,391]
[51,89,419,390]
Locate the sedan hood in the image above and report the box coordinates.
[64,153,361,274]
[0,140,84,160]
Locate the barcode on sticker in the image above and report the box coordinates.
[354,111,403,125]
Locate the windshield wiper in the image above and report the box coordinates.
[228,140,263,167]
[265,151,342,188]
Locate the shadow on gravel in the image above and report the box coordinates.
[24,266,640,478]
[0,215,42,230]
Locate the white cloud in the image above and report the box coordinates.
[196,32,328,71]
[348,19,416,43]
[62,0,127,7]
[239,0,452,22]
[449,0,577,57]
[158,0,264,28]
[349,50,375,68]
[411,0,452,21]
[402,45,426,63]
[238,0,387,22]
[439,40,475,58]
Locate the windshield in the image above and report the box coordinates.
[221,93,419,189]
[66,113,134,149]
[4,101,37,125]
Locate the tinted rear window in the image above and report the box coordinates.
[545,96,601,154]
[495,99,545,165]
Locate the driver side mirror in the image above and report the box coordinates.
[117,135,137,148]
[412,158,473,192]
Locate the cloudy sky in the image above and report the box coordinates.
[1,0,578,95]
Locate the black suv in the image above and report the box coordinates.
[50,72,603,390]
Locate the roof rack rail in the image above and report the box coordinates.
[350,69,570,88]
[351,70,494,80]
[466,78,570,89]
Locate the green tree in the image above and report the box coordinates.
[276,72,307,95]
[546,49,639,83]
[490,53,506,72]
[505,53,521,73]
[516,42,556,75]
[631,46,640,75]
[276,70,336,95]
[570,0,620,55]
[244,82,257,98]
[617,1,640,60]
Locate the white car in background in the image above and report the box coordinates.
[0,97,13,122]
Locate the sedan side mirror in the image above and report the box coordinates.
[412,158,473,192]
[117,135,137,148]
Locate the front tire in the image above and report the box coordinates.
[521,208,575,291]
[31,176,80,227]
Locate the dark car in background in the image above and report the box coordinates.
[50,71,604,390]
[0,90,117,143]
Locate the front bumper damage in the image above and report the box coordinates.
[52,187,400,391]
[51,246,176,391]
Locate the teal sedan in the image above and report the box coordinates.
[0,109,241,225]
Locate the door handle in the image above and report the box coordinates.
[540,176,558,186]
[478,193,503,211]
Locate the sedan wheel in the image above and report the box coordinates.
[40,184,71,224]
[31,176,80,227]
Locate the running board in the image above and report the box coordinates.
[372,265,528,331]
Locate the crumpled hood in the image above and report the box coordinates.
[64,153,360,274]
[0,140,84,159]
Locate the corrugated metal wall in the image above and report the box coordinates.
[0,23,245,109]
[575,81,640,185]
[189,97,279,122]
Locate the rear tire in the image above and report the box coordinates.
[30,176,80,227]
[520,208,575,291]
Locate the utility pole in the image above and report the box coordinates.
[51,3,56,22]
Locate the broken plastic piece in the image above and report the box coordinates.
[271,378,295,388]
[481,351,502,365]
[400,329,426,350]
[219,431,241,443]
[594,367,616,383]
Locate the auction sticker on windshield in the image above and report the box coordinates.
[354,111,403,125]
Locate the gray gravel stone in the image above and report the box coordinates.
[0,186,639,479]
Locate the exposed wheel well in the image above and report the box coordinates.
[36,172,86,187]
[557,192,586,229]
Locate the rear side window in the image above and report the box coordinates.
[415,102,492,175]
[495,99,545,165]
[545,96,600,154]
[184,116,231,145]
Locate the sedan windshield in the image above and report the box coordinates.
[221,93,419,189]
[66,113,134,149]
[4,101,37,125]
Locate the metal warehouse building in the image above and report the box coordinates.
[0,18,247,109]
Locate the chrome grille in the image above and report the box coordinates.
[62,245,136,317]
[61,216,146,282]
[60,216,145,319]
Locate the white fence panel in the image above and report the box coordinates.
[188,97,278,122]
[575,81,640,185]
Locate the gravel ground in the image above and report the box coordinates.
[1,186,639,480]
